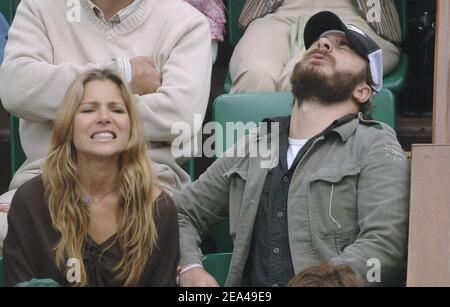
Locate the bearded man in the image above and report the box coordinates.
[174,11,410,287]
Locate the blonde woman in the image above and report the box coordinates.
[3,69,179,287]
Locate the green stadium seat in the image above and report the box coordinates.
[0,12,8,63]
[181,159,196,182]
[0,257,4,287]
[15,278,61,287]
[224,0,408,93]
[0,0,14,24]
[0,12,24,178]
[383,0,408,92]
[202,252,232,287]
[214,88,395,154]
[213,91,294,156]
[9,115,25,176]
[212,220,234,253]
[225,0,245,47]
[371,87,397,128]
[1,3,25,176]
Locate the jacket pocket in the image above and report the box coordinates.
[313,229,359,258]
[307,163,361,240]
[335,230,359,255]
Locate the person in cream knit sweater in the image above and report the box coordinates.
[0,0,212,255]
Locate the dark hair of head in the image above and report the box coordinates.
[360,61,374,119]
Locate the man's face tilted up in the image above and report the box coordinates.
[291,32,370,106]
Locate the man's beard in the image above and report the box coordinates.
[291,56,366,106]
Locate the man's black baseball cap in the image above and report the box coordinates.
[304,11,383,93]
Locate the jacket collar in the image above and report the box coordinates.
[331,113,361,141]
[264,113,360,143]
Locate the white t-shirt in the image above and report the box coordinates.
[287,138,309,170]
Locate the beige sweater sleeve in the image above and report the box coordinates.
[0,0,113,122]
[134,15,212,143]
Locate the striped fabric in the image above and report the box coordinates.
[86,0,144,28]
[238,0,284,28]
[238,0,401,44]
[355,0,401,44]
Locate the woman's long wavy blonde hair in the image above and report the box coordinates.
[42,69,158,286]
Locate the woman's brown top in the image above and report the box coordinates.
[4,176,179,287]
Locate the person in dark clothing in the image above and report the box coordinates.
[3,69,179,287]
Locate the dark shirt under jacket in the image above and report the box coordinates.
[4,176,180,287]
[245,114,356,287]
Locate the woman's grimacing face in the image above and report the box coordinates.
[73,79,131,161]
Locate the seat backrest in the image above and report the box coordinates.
[395,0,408,41]
[227,0,407,46]
[9,115,26,176]
[213,91,293,156]
[0,8,24,175]
[213,88,396,155]
[226,0,245,47]
[0,257,4,287]
[0,12,8,63]
[202,252,232,287]
[212,219,234,253]
[371,88,397,128]
[0,13,23,177]
[0,1,14,24]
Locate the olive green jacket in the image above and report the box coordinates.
[174,113,410,286]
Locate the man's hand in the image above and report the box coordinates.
[0,204,10,213]
[130,56,161,95]
[179,267,220,287]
